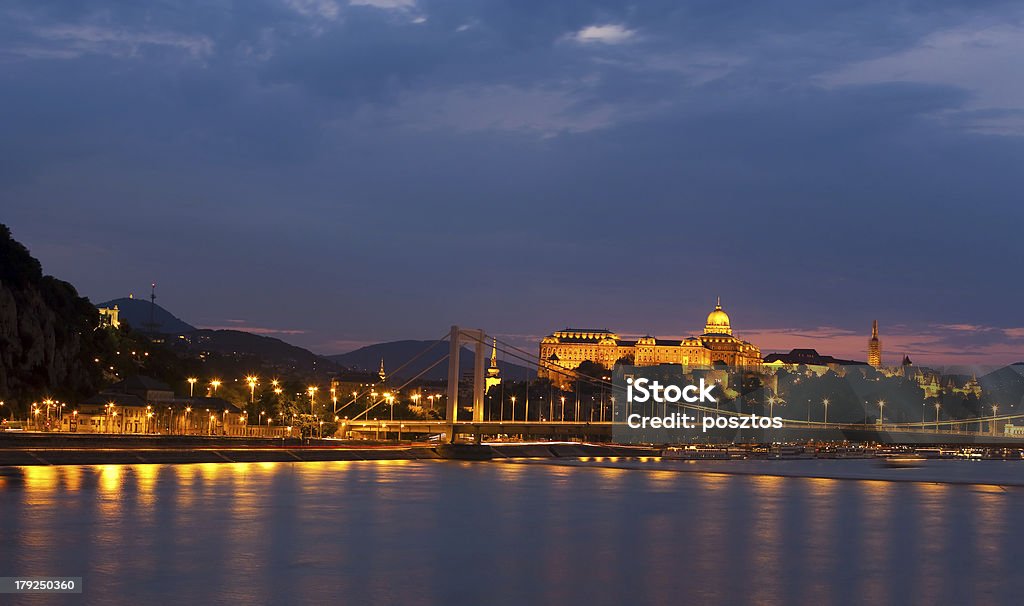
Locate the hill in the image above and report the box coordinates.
[0,224,112,405]
[173,329,341,375]
[96,297,195,334]
[328,340,534,382]
[979,363,1024,408]
[94,299,339,376]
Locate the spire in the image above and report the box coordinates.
[487,338,501,378]
[868,320,882,369]
[716,295,721,309]
[378,358,386,383]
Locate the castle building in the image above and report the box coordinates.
[868,320,882,368]
[538,299,761,384]
[98,305,121,329]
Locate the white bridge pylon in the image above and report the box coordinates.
[446,325,488,424]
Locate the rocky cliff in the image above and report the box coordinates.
[0,225,108,410]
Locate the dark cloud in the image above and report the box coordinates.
[1,0,1022,363]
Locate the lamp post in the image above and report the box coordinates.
[992,404,999,435]
[560,396,566,422]
[187,378,197,398]
[822,398,830,426]
[210,379,222,395]
[510,396,516,423]
[935,402,941,432]
[246,375,258,404]
[185,406,192,434]
[878,400,886,427]
[308,386,318,415]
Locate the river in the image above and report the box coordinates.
[1,459,1021,605]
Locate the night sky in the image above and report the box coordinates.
[3,1,1023,365]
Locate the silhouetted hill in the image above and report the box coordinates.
[171,329,342,375]
[95,298,342,375]
[328,340,533,381]
[0,224,112,405]
[979,363,1024,408]
[96,297,195,334]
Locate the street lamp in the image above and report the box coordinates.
[822,398,830,425]
[308,386,318,415]
[246,375,258,404]
[510,396,516,422]
[210,379,222,395]
[935,402,941,432]
[187,377,197,398]
[877,400,886,426]
[560,396,566,421]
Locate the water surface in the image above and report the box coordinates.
[1,460,1021,605]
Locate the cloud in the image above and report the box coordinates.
[349,0,416,8]
[198,324,309,336]
[568,24,636,45]
[31,24,214,59]
[283,0,342,21]
[384,84,616,135]
[820,19,1024,135]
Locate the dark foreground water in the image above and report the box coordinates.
[1,459,1022,605]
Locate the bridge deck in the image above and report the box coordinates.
[340,420,1024,446]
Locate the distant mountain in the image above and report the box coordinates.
[96,297,195,334]
[979,363,1024,408]
[328,340,534,382]
[175,329,340,374]
[95,298,339,375]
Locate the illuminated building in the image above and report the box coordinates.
[762,348,867,375]
[868,320,882,368]
[538,299,761,385]
[98,305,121,329]
[486,339,501,391]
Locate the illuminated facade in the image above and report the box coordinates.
[868,320,881,368]
[486,338,502,391]
[98,305,121,329]
[538,300,761,384]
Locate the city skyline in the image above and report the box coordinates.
[3,1,1023,364]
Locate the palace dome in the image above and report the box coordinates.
[704,299,732,335]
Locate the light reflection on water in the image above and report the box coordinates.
[1,460,1023,606]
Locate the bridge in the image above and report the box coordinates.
[341,418,1024,446]
[334,325,1024,446]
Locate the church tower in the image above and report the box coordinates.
[378,358,387,383]
[868,320,882,368]
[486,338,502,390]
